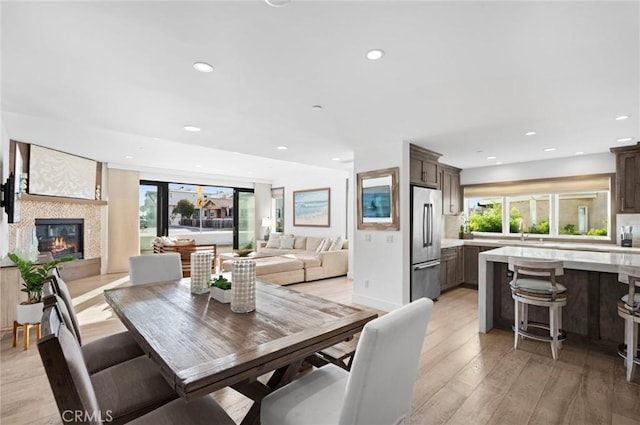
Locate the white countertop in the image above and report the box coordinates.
[479,246,640,273]
[441,238,640,254]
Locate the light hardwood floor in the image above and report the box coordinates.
[1,274,638,425]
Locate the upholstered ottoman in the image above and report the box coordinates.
[222,256,305,285]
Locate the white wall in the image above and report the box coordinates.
[461,152,615,185]
[272,169,350,239]
[351,143,408,312]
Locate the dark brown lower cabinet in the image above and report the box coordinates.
[440,246,463,291]
[463,245,497,286]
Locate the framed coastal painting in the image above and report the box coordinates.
[357,167,399,230]
[293,187,330,227]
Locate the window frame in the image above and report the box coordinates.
[463,174,613,242]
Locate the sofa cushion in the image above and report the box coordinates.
[284,254,322,268]
[293,237,307,250]
[306,237,325,252]
[253,257,304,275]
[329,236,344,251]
[280,236,295,249]
[266,234,282,249]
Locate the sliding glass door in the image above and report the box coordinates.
[139,181,168,253]
[234,189,255,250]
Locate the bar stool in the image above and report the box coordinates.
[617,266,640,382]
[508,257,566,360]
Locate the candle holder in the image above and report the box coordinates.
[190,251,212,294]
[231,259,256,313]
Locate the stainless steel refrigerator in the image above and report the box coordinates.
[411,185,442,301]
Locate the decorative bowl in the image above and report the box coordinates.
[234,249,253,257]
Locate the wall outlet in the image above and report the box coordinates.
[365,234,371,242]
[386,235,393,243]
[364,279,370,288]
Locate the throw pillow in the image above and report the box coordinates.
[265,234,281,249]
[280,236,295,249]
[329,236,344,251]
[315,239,326,253]
[321,237,332,251]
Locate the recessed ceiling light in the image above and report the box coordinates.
[366,49,385,61]
[312,105,323,110]
[125,155,134,159]
[617,137,633,143]
[615,115,630,121]
[496,161,503,165]
[277,146,288,150]
[476,150,484,153]
[575,151,585,155]
[331,157,340,161]
[193,62,214,73]
[184,125,201,132]
[487,156,497,160]
[544,147,557,152]
[195,164,202,168]
[152,137,161,141]
[264,0,290,7]
[525,131,537,136]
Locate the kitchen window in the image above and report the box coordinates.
[463,175,612,240]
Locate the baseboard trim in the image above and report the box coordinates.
[352,293,401,312]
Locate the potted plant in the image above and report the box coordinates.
[209,274,232,303]
[8,252,74,324]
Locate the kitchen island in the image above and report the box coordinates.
[479,246,640,344]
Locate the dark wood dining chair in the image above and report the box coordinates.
[47,269,144,374]
[38,303,235,425]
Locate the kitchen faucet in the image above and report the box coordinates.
[519,221,529,242]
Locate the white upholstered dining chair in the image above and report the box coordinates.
[129,253,183,285]
[261,297,434,425]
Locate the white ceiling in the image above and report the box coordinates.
[2,1,639,182]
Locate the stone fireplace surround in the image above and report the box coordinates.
[9,199,102,259]
[1,197,105,332]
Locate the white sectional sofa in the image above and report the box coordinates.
[222,234,348,285]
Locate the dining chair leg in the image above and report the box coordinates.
[36,323,41,340]
[625,319,638,381]
[522,303,528,335]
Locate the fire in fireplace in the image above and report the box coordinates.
[35,218,84,259]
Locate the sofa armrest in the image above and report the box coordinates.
[317,249,348,272]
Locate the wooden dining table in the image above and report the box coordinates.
[104,279,377,425]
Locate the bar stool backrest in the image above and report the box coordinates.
[618,265,640,311]
[508,258,564,286]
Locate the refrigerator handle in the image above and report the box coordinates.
[422,203,429,248]
[423,203,433,248]
[414,260,440,270]
[428,203,433,247]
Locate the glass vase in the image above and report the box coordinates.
[231,259,256,313]
[190,251,212,294]
[15,226,39,262]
